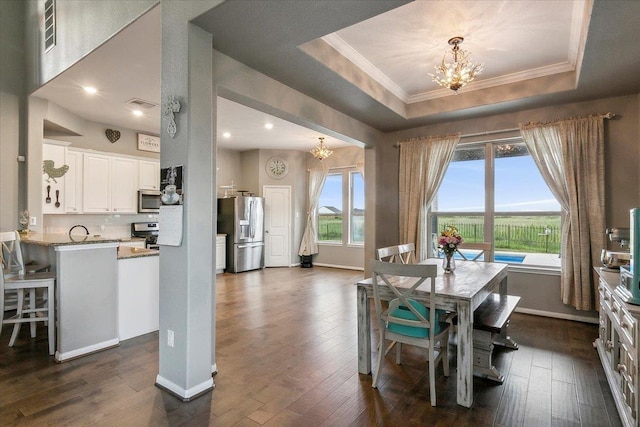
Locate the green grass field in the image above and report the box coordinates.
[319,214,561,254]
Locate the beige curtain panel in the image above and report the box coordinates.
[520,114,607,310]
[298,165,329,256]
[398,134,460,261]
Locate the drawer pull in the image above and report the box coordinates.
[617,363,627,374]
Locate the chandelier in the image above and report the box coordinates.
[430,36,483,93]
[310,137,333,161]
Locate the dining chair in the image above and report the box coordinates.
[376,243,416,264]
[456,242,494,262]
[370,259,450,406]
[446,242,494,329]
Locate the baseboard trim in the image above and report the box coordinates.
[311,262,364,271]
[55,338,120,362]
[155,375,214,401]
[515,307,598,324]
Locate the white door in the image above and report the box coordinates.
[264,186,291,267]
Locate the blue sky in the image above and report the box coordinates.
[319,173,364,210]
[435,155,561,212]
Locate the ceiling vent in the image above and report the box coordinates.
[44,0,56,53]
[127,98,158,109]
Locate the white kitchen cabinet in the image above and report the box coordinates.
[82,153,138,214]
[139,160,160,190]
[111,157,138,213]
[64,149,83,213]
[118,254,159,341]
[82,153,111,213]
[216,234,226,273]
[42,143,67,214]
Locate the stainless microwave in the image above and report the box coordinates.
[138,190,161,213]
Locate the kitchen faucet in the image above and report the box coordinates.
[68,224,89,237]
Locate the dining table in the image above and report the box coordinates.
[356,258,512,408]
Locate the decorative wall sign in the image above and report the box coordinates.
[105,128,121,143]
[163,95,181,138]
[137,133,160,153]
[42,160,69,183]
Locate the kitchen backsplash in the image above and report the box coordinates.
[43,213,159,238]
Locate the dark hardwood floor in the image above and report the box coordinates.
[0,266,622,426]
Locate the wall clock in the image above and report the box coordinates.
[266,156,289,179]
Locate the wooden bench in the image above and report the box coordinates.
[472,293,521,383]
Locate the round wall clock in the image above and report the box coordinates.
[266,156,289,179]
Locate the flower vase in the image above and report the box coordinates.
[443,253,455,273]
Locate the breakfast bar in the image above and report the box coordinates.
[21,234,158,362]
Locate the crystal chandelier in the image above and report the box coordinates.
[310,137,333,161]
[430,36,483,93]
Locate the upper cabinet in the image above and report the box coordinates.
[42,143,159,215]
[139,160,160,190]
[64,149,83,213]
[82,153,111,213]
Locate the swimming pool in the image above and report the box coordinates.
[446,252,526,263]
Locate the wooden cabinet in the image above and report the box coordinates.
[139,160,160,190]
[64,149,83,213]
[595,269,639,427]
[216,234,226,274]
[42,142,67,214]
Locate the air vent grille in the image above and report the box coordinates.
[127,98,158,109]
[44,0,56,52]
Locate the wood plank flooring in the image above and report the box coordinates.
[0,266,622,426]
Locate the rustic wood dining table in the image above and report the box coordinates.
[356,258,512,408]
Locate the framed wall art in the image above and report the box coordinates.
[137,133,160,153]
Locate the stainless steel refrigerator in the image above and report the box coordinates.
[217,196,265,273]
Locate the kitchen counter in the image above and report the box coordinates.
[21,233,145,247]
[117,246,159,260]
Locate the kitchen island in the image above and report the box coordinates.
[21,234,155,362]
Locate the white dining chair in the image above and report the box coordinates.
[371,259,450,406]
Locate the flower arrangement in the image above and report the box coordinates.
[438,225,463,257]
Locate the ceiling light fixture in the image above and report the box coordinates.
[132,109,143,117]
[264,123,274,130]
[430,36,483,93]
[222,132,231,138]
[83,86,97,94]
[310,137,333,161]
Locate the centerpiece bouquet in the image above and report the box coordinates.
[438,225,463,273]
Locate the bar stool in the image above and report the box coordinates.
[1,231,55,355]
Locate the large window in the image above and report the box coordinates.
[317,169,364,245]
[430,141,561,268]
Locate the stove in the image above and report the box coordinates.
[131,222,159,250]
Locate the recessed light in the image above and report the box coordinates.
[222,132,231,138]
[264,123,274,130]
[83,86,97,94]
[132,110,143,117]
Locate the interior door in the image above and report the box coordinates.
[264,185,291,267]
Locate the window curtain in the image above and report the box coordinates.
[398,134,460,260]
[298,165,329,256]
[520,115,606,310]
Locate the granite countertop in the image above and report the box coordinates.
[117,246,159,260]
[21,233,145,247]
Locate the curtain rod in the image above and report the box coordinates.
[307,164,360,171]
[393,112,615,148]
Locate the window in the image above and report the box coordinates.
[317,169,365,245]
[350,172,365,244]
[318,174,343,242]
[430,141,561,268]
